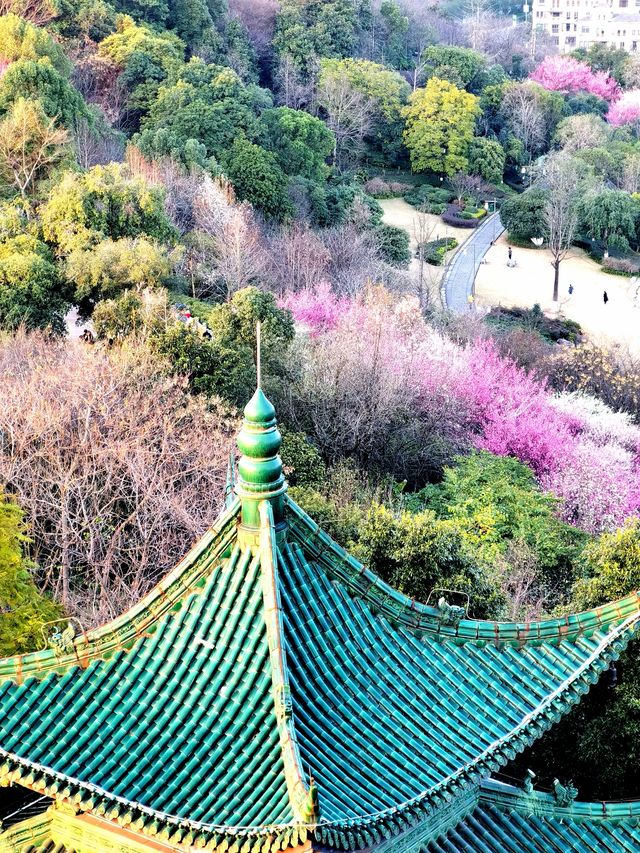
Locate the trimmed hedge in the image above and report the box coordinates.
[418,237,459,266]
[442,203,483,228]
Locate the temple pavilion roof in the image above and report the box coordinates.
[0,386,639,852]
[425,779,640,852]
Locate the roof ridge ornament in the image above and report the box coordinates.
[235,323,287,543]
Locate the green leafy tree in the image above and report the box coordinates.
[500,188,547,241]
[41,163,175,254]
[154,286,294,407]
[0,13,70,74]
[578,188,637,251]
[66,237,174,306]
[351,504,503,618]
[468,137,505,184]
[0,491,62,657]
[132,129,212,170]
[422,451,585,603]
[0,97,69,197]
[0,58,90,127]
[223,137,292,221]
[259,107,334,182]
[111,0,169,27]
[98,15,185,115]
[373,223,410,266]
[572,519,640,610]
[274,0,360,73]
[141,59,264,160]
[280,428,326,488]
[422,46,486,92]
[0,235,69,332]
[319,58,410,163]
[403,78,479,176]
[378,0,409,69]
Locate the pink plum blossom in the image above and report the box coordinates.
[607,90,640,126]
[286,285,640,534]
[530,56,618,101]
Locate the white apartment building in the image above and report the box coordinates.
[531,0,640,53]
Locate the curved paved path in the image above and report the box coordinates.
[442,213,504,311]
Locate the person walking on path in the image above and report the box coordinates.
[508,246,512,262]
[568,284,574,295]
[603,290,609,305]
[467,294,475,310]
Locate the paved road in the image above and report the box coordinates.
[442,213,504,312]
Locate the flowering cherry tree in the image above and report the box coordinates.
[285,285,640,534]
[530,56,618,101]
[607,90,640,126]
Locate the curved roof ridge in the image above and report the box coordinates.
[257,501,313,824]
[285,496,640,645]
[480,779,640,820]
[0,498,241,684]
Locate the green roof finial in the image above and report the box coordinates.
[235,322,287,541]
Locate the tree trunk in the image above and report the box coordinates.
[553,259,560,302]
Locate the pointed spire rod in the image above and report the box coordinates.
[256,320,261,389]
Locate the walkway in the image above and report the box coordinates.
[442,212,504,312]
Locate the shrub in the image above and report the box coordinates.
[404,184,454,209]
[373,223,411,266]
[601,256,639,276]
[363,177,413,198]
[420,237,459,266]
[485,305,582,344]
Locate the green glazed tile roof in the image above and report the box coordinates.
[0,490,638,850]
[0,524,292,829]
[425,780,640,852]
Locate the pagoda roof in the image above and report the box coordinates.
[425,779,640,852]
[0,490,639,850]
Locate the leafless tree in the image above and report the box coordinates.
[228,0,279,62]
[0,0,57,25]
[0,101,69,198]
[192,174,266,297]
[450,171,483,204]
[127,147,202,234]
[274,55,317,109]
[502,82,546,166]
[412,206,439,313]
[621,152,640,194]
[0,332,236,624]
[72,116,125,169]
[265,223,331,294]
[462,0,491,51]
[537,153,582,302]
[71,56,127,126]
[316,71,373,171]
[555,114,611,154]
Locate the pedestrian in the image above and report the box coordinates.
[508,246,513,262]
[603,290,609,305]
[467,294,475,311]
[568,284,574,295]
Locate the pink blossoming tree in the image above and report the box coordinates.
[607,90,640,126]
[530,56,618,101]
[285,285,640,534]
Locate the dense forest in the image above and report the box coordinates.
[1,0,640,801]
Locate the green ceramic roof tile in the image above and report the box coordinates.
[0,538,293,829]
[425,781,640,852]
